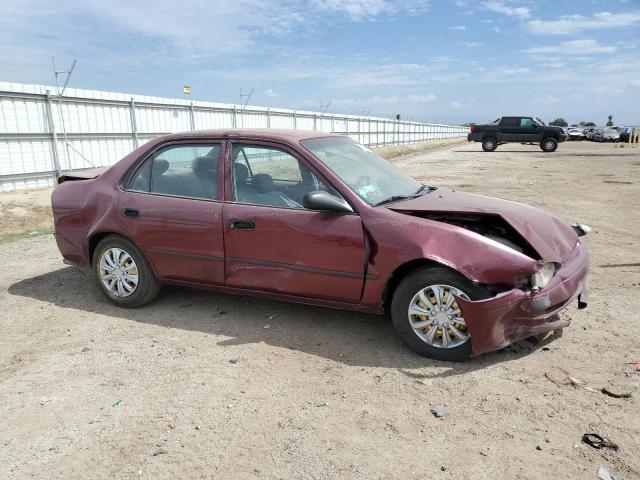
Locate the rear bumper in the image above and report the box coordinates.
[467,133,483,142]
[457,240,588,356]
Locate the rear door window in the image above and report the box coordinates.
[129,144,221,200]
[500,117,519,127]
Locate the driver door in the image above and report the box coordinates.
[222,142,366,303]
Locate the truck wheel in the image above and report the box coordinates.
[540,138,558,152]
[390,266,491,361]
[482,137,498,152]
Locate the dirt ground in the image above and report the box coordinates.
[1,140,639,479]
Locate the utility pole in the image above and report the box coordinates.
[52,57,76,172]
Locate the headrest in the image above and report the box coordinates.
[192,155,218,174]
[153,159,170,176]
[251,173,274,193]
[234,163,249,184]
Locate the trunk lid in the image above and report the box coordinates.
[57,167,108,184]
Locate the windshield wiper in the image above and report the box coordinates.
[374,186,435,207]
[373,195,412,207]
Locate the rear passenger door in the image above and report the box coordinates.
[498,117,520,141]
[119,142,226,285]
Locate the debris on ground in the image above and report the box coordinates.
[431,404,448,418]
[152,448,167,456]
[112,400,123,408]
[229,358,238,364]
[601,387,632,399]
[545,367,631,398]
[81,347,91,353]
[582,433,619,451]
[263,324,271,329]
[596,466,616,480]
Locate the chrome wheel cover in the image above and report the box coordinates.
[544,140,555,150]
[99,247,139,297]
[408,284,470,349]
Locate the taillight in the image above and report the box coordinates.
[470,124,476,133]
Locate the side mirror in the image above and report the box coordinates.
[532,123,538,128]
[303,190,354,213]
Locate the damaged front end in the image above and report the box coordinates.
[388,192,590,356]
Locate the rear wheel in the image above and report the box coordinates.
[390,266,491,361]
[540,137,558,152]
[92,235,160,308]
[482,137,498,152]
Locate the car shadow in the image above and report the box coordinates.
[8,267,555,378]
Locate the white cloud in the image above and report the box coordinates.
[450,25,467,31]
[450,101,463,109]
[310,0,429,20]
[264,88,280,98]
[531,95,559,105]
[525,39,617,56]
[528,10,640,35]
[460,41,482,47]
[484,1,531,19]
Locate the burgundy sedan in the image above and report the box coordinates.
[52,129,589,361]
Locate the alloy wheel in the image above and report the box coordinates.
[98,247,139,297]
[407,284,470,349]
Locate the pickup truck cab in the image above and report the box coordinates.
[468,116,568,152]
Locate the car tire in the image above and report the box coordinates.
[481,137,498,152]
[540,137,558,152]
[92,235,160,308]
[390,266,492,361]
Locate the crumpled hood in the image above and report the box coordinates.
[389,188,578,263]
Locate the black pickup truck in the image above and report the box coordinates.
[468,116,568,152]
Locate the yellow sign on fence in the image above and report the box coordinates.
[183,86,191,95]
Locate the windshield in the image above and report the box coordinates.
[300,136,422,205]
[535,117,546,126]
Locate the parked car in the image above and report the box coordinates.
[589,128,603,141]
[468,116,568,152]
[567,127,585,140]
[52,129,589,361]
[601,128,621,142]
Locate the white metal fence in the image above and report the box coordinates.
[0,82,468,191]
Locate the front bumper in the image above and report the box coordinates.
[456,240,588,356]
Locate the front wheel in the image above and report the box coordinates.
[93,235,160,308]
[482,137,498,152]
[390,267,491,361]
[540,138,558,152]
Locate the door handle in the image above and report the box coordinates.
[230,219,255,230]
[124,208,139,217]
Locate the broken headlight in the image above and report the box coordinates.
[531,262,556,291]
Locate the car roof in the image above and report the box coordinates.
[159,128,335,143]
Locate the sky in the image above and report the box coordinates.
[1,0,639,125]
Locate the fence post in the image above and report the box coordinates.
[129,97,139,148]
[189,101,196,131]
[232,106,237,128]
[44,91,62,179]
[331,115,335,134]
[382,120,386,146]
[313,114,317,131]
[266,107,271,128]
[293,111,297,129]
